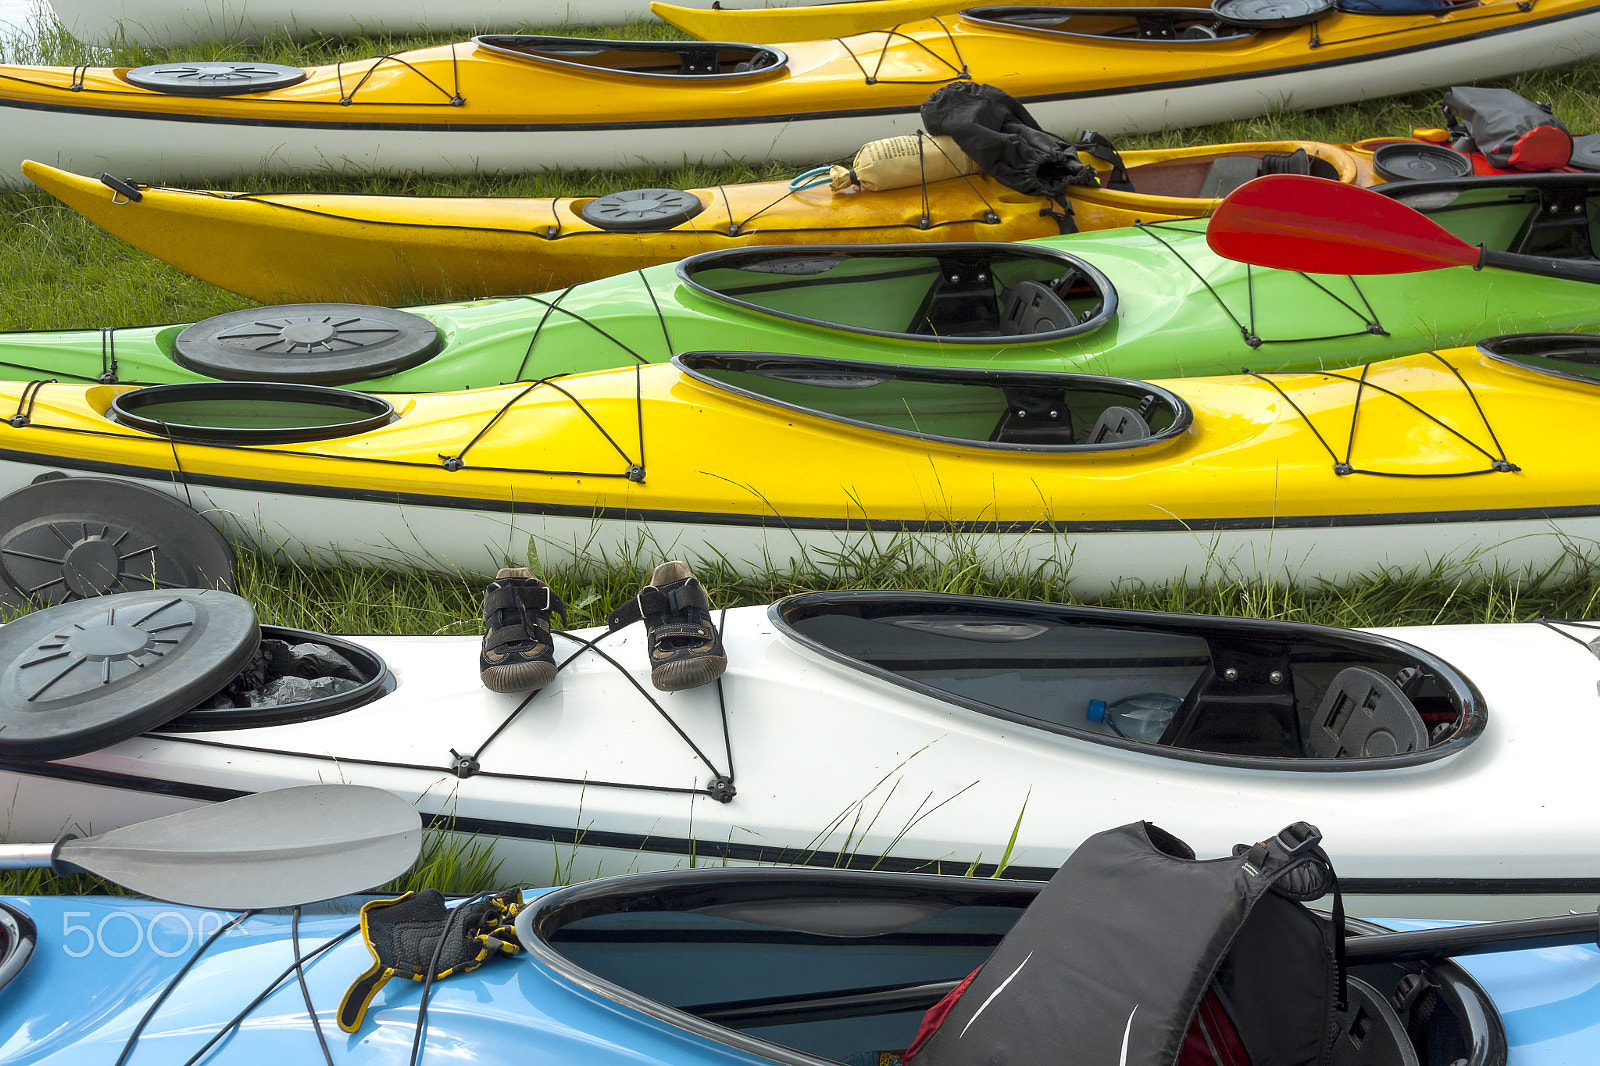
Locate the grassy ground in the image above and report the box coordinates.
[3,10,1600,897]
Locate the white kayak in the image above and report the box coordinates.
[42,0,832,46]
[2,587,1598,920]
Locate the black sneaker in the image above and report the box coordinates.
[479,568,566,693]
[607,561,726,691]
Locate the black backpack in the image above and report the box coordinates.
[904,821,1345,1066]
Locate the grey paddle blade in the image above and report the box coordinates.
[53,784,422,908]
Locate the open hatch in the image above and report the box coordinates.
[773,592,1483,769]
[0,590,392,760]
[474,35,786,80]
[963,5,1256,40]
[677,244,1116,345]
[517,867,1504,1066]
[676,352,1185,452]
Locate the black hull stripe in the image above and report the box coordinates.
[1,8,1595,134]
[4,447,1600,535]
[7,760,1597,895]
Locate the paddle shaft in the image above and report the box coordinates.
[1480,247,1600,284]
[1345,910,1598,964]
[0,843,61,869]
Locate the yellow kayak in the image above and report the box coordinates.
[0,335,1594,593]
[22,140,1367,302]
[6,1,1598,183]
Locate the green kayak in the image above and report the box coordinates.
[5,177,1596,389]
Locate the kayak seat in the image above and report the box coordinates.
[1306,666,1429,759]
[1199,149,1312,199]
[1198,156,1263,199]
[910,261,1004,338]
[998,281,1076,336]
[990,385,1075,445]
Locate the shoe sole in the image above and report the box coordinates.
[481,659,558,694]
[651,654,728,693]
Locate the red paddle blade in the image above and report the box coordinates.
[1206,174,1481,275]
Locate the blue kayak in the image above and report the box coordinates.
[0,863,1595,1066]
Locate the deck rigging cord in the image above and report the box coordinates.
[154,604,738,803]
[334,45,464,107]
[1133,220,1389,348]
[838,18,968,86]
[1245,350,1518,478]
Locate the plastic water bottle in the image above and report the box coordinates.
[1086,693,1184,743]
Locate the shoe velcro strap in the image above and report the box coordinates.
[486,581,565,615]
[641,578,710,617]
[607,577,710,629]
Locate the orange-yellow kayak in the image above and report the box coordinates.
[23,140,1367,301]
[6,1,1598,183]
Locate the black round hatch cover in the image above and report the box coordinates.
[0,477,235,611]
[1372,142,1473,182]
[173,304,442,385]
[124,62,308,96]
[1569,133,1600,172]
[580,188,705,232]
[0,589,259,759]
[1211,0,1332,27]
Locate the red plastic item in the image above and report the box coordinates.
[1506,125,1575,170]
[1206,174,1480,275]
